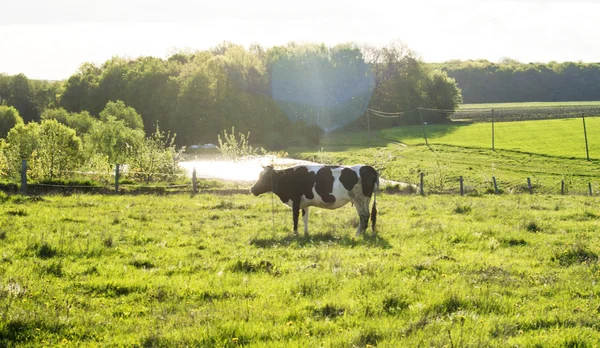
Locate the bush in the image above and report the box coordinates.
[128,126,185,183]
[85,117,144,165]
[0,106,24,139]
[217,127,264,160]
[27,120,83,181]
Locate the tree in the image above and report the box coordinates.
[0,105,24,139]
[28,120,83,180]
[41,108,97,135]
[5,122,41,179]
[423,70,463,114]
[84,117,144,165]
[99,100,144,131]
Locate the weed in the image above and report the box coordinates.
[103,235,114,248]
[453,204,472,214]
[37,242,57,259]
[312,303,345,319]
[6,209,27,216]
[382,295,410,314]
[552,245,598,266]
[501,237,527,246]
[526,220,542,232]
[130,259,155,269]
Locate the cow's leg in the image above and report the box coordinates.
[354,197,371,236]
[302,208,309,236]
[292,200,300,235]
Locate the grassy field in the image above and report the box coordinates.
[304,117,600,195]
[376,117,600,159]
[1,193,600,347]
[450,101,600,122]
[459,101,600,110]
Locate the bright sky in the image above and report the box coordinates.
[2,0,600,80]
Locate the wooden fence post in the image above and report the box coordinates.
[527,177,532,194]
[459,176,464,196]
[492,177,499,194]
[419,172,424,196]
[21,159,27,195]
[583,113,590,161]
[115,164,120,194]
[589,183,593,196]
[561,180,565,195]
[192,167,198,195]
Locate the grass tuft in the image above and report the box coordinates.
[37,242,57,259]
[552,245,598,266]
[453,204,472,214]
[6,209,27,217]
[312,303,345,319]
[382,295,410,314]
[130,259,155,269]
[526,220,542,232]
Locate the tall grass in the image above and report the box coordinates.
[1,193,600,346]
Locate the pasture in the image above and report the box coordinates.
[454,101,600,122]
[459,101,600,110]
[309,117,600,195]
[1,192,600,347]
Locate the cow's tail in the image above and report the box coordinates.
[371,171,379,232]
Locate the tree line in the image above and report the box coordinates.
[1,41,461,149]
[434,59,600,103]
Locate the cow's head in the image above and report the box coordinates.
[250,165,278,196]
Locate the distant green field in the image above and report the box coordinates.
[377,117,600,159]
[460,101,600,109]
[307,117,600,195]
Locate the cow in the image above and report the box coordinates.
[250,164,379,236]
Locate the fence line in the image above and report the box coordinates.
[14,160,200,195]
[4,159,597,197]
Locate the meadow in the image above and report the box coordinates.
[459,101,600,110]
[1,192,600,347]
[450,102,600,122]
[305,117,600,195]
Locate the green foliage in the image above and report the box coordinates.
[27,120,83,181]
[0,140,9,177]
[128,126,185,183]
[217,127,264,160]
[99,100,144,131]
[85,117,144,165]
[1,194,600,346]
[4,122,41,178]
[41,108,96,135]
[435,59,600,103]
[0,105,24,139]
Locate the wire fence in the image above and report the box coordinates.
[4,160,243,195]
[365,106,600,197]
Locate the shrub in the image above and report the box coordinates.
[128,126,185,183]
[0,106,24,139]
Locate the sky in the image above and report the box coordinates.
[2,0,600,80]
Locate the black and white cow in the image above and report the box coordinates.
[250,164,379,236]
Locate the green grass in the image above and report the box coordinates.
[375,117,600,159]
[1,193,600,346]
[460,101,600,109]
[303,118,600,195]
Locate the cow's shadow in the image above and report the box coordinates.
[249,231,392,249]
